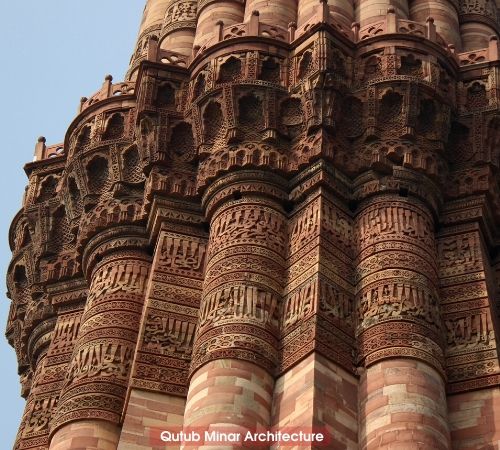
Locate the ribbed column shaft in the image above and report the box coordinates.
[354,194,450,449]
[458,0,500,52]
[50,239,151,449]
[355,0,408,26]
[410,0,461,49]
[159,0,198,55]
[460,22,497,51]
[244,0,298,29]
[194,0,245,48]
[297,0,354,27]
[360,359,450,449]
[138,0,172,36]
[50,421,120,450]
[183,178,287,447]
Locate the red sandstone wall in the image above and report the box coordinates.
[448,387,500,450]
[7,1,500,449]
[272,353,358,450]
[119,390,186,450]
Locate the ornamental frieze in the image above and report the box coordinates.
[7,2,500,449]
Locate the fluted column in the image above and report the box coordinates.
[354,191,451,449]
[127,0,172,80]
[194,0,245,48]
[409,0,461,50]
[183,174,287,448]
[159,0,198,55]
[14,324,56,450]
[244,0,297,29]
[438,206,500,449]
[355,0,409,27]
[458,0,499,51]
[15,299,85,450]
[138,0,172,37]
[297,0,354,28]
[460,23,497,51]
[49,228,151,449]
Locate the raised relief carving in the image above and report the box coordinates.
[446,311,495,350]
[356,204,433,248]
[50,313,82,353]
[88,263,149,302]
[199,286,279,329]
[24,396,58,435]
[358,282,440,328]
[322,201,353,252]
[319,278,354,324]
[66,342,134,383]
[9,4,500,442]
[282,278,317,331]
[460,0,497,17]
[439,234,481,275]
[210,206,286,254]
[289,200,320,252]
[159,236,206,272]
[136,115,158,161]
[143,315,196,355]
[164,1,197,25]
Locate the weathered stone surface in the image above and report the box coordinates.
[6,1,500,449]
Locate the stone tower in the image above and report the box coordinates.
[6,0,500,448]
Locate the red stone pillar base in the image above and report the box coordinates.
[359,359,450,450]
[50,420,120,450]
[272,353,358,450]
[448,387,500,450]
[183,359,274,450]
